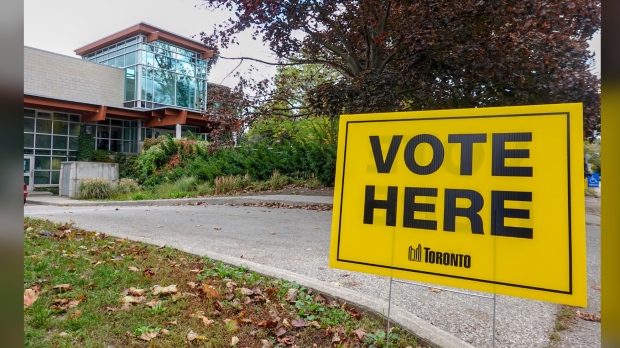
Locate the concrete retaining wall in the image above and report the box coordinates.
[59,162,119,198]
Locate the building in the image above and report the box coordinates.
[24,22,220,189]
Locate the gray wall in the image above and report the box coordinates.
[24,46,125,107]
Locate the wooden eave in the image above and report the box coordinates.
[74,22,214,59]
[24,94,211,127]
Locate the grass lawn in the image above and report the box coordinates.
[24,218,426,347]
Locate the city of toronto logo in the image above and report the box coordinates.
[408,244,422,262]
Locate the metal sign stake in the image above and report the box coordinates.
[386,277,393,347]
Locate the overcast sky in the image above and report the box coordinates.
[24,0,601,88]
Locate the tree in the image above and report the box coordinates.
[198,0,601,139]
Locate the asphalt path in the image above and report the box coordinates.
[24,198,601,348]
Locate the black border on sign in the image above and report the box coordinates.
[336,112,573,294]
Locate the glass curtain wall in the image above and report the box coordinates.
[83,35,208,111]
[24,109,81,185]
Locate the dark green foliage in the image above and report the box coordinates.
[90,150,114,163]
[76,126,95,161]
[114,153,139,179]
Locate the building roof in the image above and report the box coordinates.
[74,22,214,59]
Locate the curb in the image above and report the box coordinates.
[26,195,333,207]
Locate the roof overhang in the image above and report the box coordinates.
[74,22,214,59]
[24,94,213,129]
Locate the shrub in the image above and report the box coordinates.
[173,176,198,192]
[268,170,291,190]
[195,181,214,196]
[90,150,115,163]
[115,178,141,195]
[214,175,238,195]
[304,173,322,189]
[76,178,113,200]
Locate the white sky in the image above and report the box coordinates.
[24,0,602,87]
[23,0,277,88]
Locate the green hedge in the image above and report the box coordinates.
[132,136,336,188]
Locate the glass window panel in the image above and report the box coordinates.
[110,140,121,152]
[155,54,174,70]
[124,67,136,101]
[125,51,137,66]
[34,171,50,185]
[69,123,80,136]
[24,149,33,155]
[51,171,60,185]
[53,113,69,121]
[37,112,51,119]
[25,109,35,117]
[145,128,152,138]
[176,75,190,107]
[35,149,50,155]
[36,134,51,148]
[146,69,154,101]
[178,61,194,76]
[52,157,63,170]
[116,55,124,67]
[52,121,68,135]
[52,150,67,156]
[110,127,122,139]
[69,137,79,151]
[24,133,34,148]
[24,118,35,132]
[110,119,123,126]
[153,69,175,105]
[35,156,50,170]
[96,139,109,150]
[53,136,68,150]
[70,114,80,122]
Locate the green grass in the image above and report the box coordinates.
[24,218,426,347]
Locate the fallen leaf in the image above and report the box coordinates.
[128,266,140,272]
[231,336,239,346]
[105,306,116,312]
[68,310,83,320]
[261,339,274,348]
[24,289,39,307]
[310,321,321,329]
[151,284,178,296]
[159,329,171,336]
[165,320,178,326]
[146,299,160,308]
[257,319,278,328]
[282,318,292,328]
[285,288,298,302]
[121,295,145,304]
[291,318,309,328]
[275,327,287,337]
[346,306,362,319]
[187,281,197,289]
[591,285,601,291]
[139,332,158,341]
[186,329,197,342]
[201,284,219,298]
[53,284,72,292]
[239,288,254,296]
[429,288,442,293]
[198,315,214,326]
[576,311,601,322]
[127,287,147,296]
[352,328,366,340]
[190,269,203,274]
[125,331,135,338]
[214,227,222,230]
